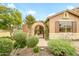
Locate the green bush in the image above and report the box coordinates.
[48,39,76,56]
[0,38,13,56]
[13,30,27,48]
[0,36,12,39]
[44,21,49,40]
[33,46,40,53]
[27,36,39,48]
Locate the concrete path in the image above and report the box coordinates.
[37,38,47,46]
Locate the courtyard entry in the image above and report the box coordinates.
[31,22,45,38]
[34,25,44,38]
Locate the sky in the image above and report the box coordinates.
[0,3,79,21]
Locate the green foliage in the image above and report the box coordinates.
[0,5,22,31]
[33,46,40,53]
[0,38,13,56]
[48,39,76,56]
[0,36,12,39]
[35,25,44,35]
[25,15,36,29]
[0,5,8,11]
[44,21,49,40]
[27,36,39,48]
[13,30,27,48]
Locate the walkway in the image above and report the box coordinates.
[37,38,47,46]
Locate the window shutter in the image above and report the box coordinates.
[55,21,59,33]
[72,22,77,33]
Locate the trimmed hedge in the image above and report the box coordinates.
[0,38,13,56]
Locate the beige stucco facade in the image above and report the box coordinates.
[48,11,79,40]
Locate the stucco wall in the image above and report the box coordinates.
[49,12,79,39]
[0,30,10,37]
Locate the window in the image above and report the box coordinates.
[55,21,76,33]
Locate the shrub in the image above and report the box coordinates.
[33,46,40,53]
[13,30,27,48]
[44,21,49,40]
[0,36,12,39]
[48,39,76,56]
[0,38,13,56]
[27,36,39,48]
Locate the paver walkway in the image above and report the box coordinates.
[37,38,47,46]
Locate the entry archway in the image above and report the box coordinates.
[31,22,45,38]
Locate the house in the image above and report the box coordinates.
[47,8,79,40]
[23,8,79,40]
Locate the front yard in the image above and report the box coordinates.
[10,40,79,56]
[0,30,79,56]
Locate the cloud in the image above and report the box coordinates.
[27,10,36,15]
[48,13,55,17]
[7,3,16,8]
[66,5,74,10]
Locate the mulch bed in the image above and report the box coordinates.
[10,46,79,56]
[10,46,53,56]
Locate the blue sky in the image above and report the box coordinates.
[1,3,79,21]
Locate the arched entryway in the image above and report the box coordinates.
[31,22,45,38]
[34,25,44,38]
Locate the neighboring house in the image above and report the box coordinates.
[22,8,79,40]
[47,8,79,40]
